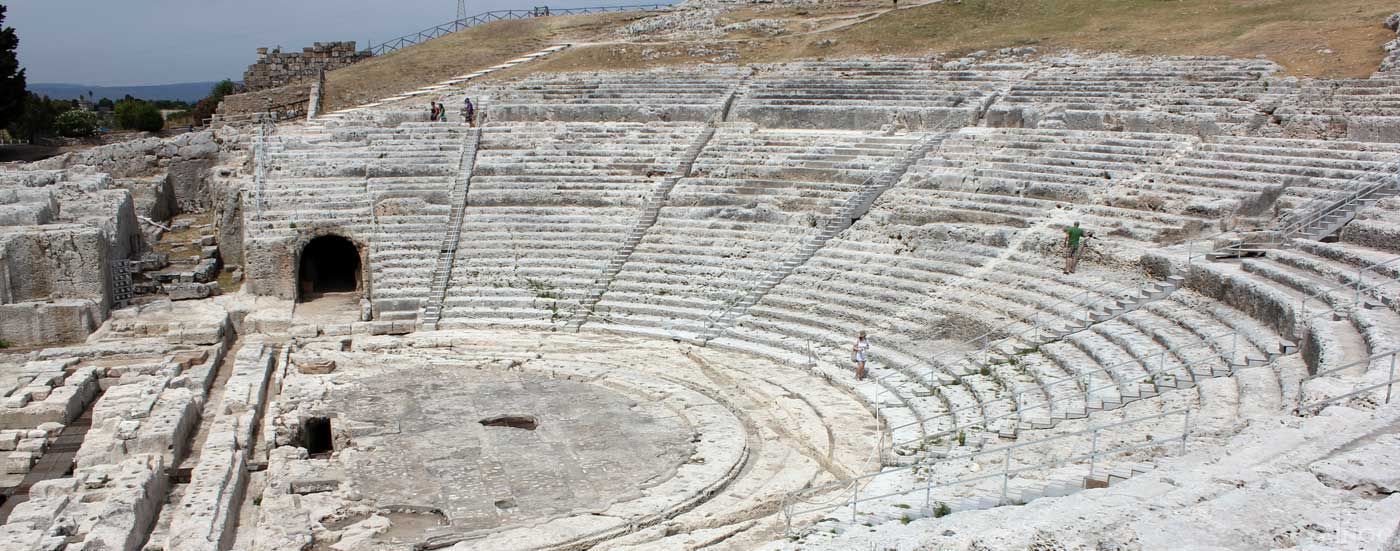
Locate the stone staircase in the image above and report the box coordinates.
[696,132,948,342]
[420,128,483,330]
[566,127,717,330]
[1210,157,1400,259]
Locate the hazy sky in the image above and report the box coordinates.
[8,0,617,85]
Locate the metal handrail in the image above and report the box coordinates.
[1297,358,1400,413]
[1297,255,1400,319]
[1305,347,1399,385]
[886,328,1246,447]
[871,276,1135,392]
[367,4,674,56]
[702,132,937,328]
[1275,156,1400,236]
[783,408,1189,526]
[1180,156,1400,267]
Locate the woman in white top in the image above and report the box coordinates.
[853,330,870,380]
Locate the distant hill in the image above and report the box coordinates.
[29,81,232,103]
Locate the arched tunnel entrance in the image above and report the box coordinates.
[298,235,362,300]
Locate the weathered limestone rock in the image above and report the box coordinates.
[290,352,336,374]
[0,299,103,348]
[165,282,213,301]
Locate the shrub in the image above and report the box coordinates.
[957,430,966,446]
[54,109,99,137]
[114,99,164,132]
[933,502,951,518]
[0,339,10,349]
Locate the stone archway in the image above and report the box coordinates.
[297,234,362,301]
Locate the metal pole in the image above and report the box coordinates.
[1230,332,1238,366]
[784,499,791,535]
[1387,354,1396,404]
[1180,410,1190,454]
[851,483,859,522]
[1354,266,1363,305]
[1088,430,1098,479]
[1000,447,1012,504]
[924,471,933,511]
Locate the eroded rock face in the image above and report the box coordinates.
[290,352,336,374]
[1310,433,1400,497]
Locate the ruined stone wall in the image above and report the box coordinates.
[27,131,228,213]
[0,225,110,307]
[243,42,368,92]
[216,83,315,120]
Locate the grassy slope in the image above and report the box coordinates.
[325,0,1394,107]
[527,0,1393,79]
[322,12,649,112]
[807,0,1393,77]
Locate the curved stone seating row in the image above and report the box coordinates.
[437,122,706,328]
[1272,77,1400,141]
[904,129,1400,242]
[1181,234,1400,405]
[714,207,1285,453]
[586,127,919,339]
[912,128,1214,241]
[1342,195,1400,254]
[733,60,1030,130]
[1158,136,1400,219]
[985,55,1277,132]
[482,68,747,123]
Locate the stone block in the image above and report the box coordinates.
[5,451,35,474]
[0,431,19,450]
[290,353,336,375]
[289,324,320,339]
[289,478,340,494]
[5,392,30,408]
[22,385,51,401]
[165,282,211,301]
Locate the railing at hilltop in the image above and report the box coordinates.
[367,3,675,56]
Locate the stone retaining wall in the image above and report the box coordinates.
[243,42,368,92]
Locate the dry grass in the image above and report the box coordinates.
[796,0,1394,78]
[324,0,1395,106]
[322,12,648,112]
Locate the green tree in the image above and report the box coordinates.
[0,6,25,130]
[8,92,56,142]
[211,79,236,98]
[96,97,114,110]
[191,79,237,125]
[54,109,99,137]
[114,99,164,132]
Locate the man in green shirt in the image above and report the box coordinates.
[1063,221,1089,274]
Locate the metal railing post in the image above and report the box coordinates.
[1088,430,1099,479]
[924,472,933,511]
[1000,447,1012,504]
[1180,410,1191,454]
[1388,353,1396,404]
[1229,332,1238,365]
[851,483,859,522]
[783,499,791,535]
